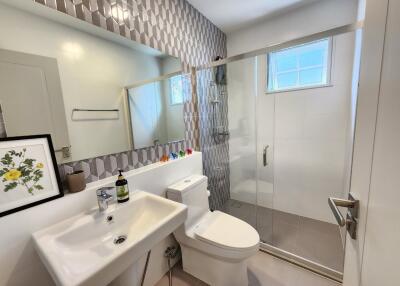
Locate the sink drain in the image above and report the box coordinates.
[114,235,127,245]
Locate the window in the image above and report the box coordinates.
[267,38,331,92]
[169,75,184,105]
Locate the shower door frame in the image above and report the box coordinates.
[196,21,364,283]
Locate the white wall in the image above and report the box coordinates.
[0,152,203,286]
[227,0,358,56]
[0,4,163,163]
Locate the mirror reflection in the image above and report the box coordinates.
[127,72,185,149]
[0,5,184,164]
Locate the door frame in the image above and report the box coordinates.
[343,1,389,285]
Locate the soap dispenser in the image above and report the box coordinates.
[115,170,129,203]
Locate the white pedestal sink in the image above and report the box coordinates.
[32,191,187,286]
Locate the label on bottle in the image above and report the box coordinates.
[116,185,129,203]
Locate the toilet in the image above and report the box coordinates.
[167,175,260,286]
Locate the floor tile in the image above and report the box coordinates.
[220,199,257,227]
[299,216,340,235]
[154,263,208,286]
[271,222,298,253]
[220,199,345,272]
[247,252,341,286]
[272,209,300,226]
[296,229,344,271]
[154,251,341,286]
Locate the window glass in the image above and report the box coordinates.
[277,72,297,88]
[268,38,330,92]
[169,75,183,105]
[299,68,324,85]
[276,53,297,72]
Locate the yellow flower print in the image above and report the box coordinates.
[4,169,22,181]
[36,163,44,169]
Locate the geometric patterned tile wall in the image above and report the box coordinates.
[34,0,226,67]
[58,140,188,187]
[34,0,227,195]
[196,68,231,210]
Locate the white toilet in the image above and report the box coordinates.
[167,175,260,286]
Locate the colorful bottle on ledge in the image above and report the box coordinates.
[160,155,169,162]
[115,170,129,203]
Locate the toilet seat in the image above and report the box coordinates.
[193,211,260,251]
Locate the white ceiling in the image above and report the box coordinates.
[186,0,319,33]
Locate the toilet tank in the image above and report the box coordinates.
[167,175,209,229]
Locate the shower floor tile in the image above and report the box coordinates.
[220,199,344,272]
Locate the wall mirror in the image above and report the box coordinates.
[0,2,185,164]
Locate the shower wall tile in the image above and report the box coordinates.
[34,0,227,194]
[34,0,226,68]
[59,141,185,186]
[197,69,230,210]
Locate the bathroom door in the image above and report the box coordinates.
[343,0,400,285]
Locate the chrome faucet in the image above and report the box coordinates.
[96,187,114,212]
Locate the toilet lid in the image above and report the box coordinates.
[194,211,260,251]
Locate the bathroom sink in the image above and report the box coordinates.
[33,191,187,286]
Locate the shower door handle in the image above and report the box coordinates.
[328,193,359,239]
[263,145,269,166]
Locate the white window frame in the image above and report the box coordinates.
[266,37,333,94]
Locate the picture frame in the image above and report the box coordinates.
[0,134,63,217]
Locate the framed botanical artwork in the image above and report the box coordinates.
[0,134,63,217]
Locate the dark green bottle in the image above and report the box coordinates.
[116,170,129,203]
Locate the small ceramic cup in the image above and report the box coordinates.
[66,170,86,193]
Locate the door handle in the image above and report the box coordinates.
[328,193,359,239]
[263,145,269,166]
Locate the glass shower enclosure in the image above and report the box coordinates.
[196,23,362,282]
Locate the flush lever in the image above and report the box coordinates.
[263,145,269,166]
[328,193,359,239]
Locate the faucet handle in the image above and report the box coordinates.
[96,187,114,199]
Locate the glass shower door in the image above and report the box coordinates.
[254,55,275,245]
[196,26,360,283]
[256,31,358,276]
[197,56,267,233]
[222,56,260,230]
